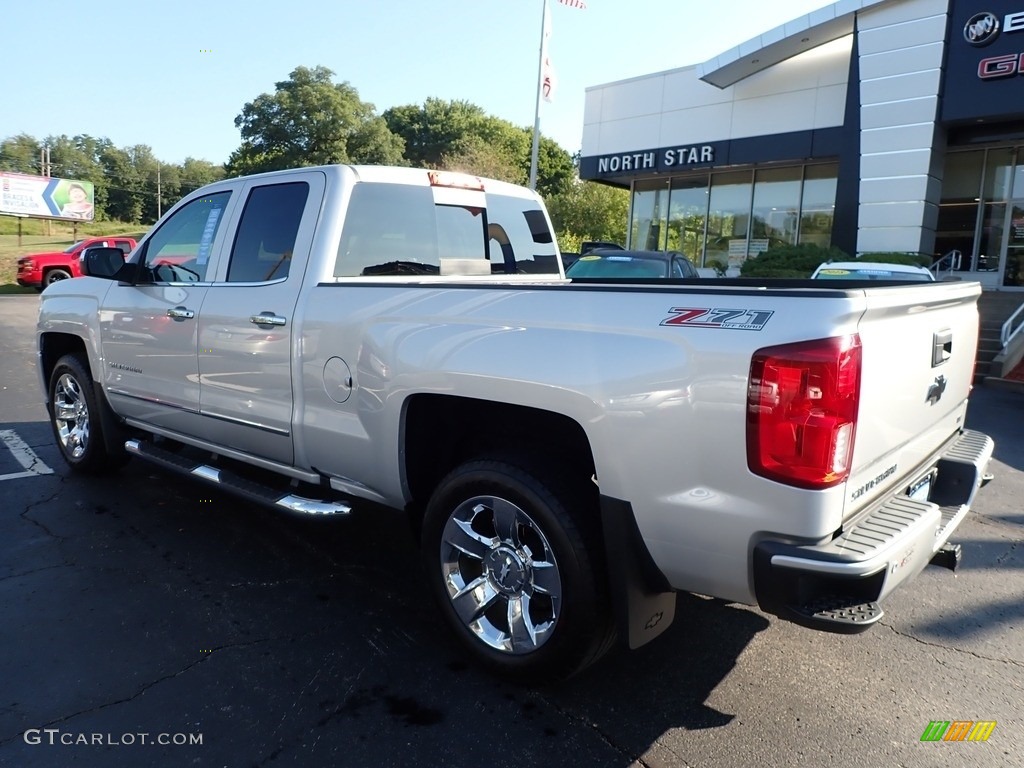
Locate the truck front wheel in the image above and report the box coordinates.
[48,354,127,473]
[44,268,73,288]
[421,459,614,681]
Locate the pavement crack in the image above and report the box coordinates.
[995,540,1020,565]
[530,691,656,767]
[19,485,67,542]
[881,622,1024,669]
[0,629,329,747]
[0,563,71,584]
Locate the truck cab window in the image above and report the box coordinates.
[485,196,560,275]
[336,183,438,277]
[227,182,310,283]
[139,192,231,283]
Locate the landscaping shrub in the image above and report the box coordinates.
[740,243,849,278]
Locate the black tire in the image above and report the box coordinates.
[44,268,72,287]
[47,354,128,473]
[421,458,615,682]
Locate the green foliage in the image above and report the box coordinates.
[858,251,932,267]
[383,97,574,197]
[705,259,728,277]
[0,134,41,173]
[557,231,583,255]
[545,180,628,249]
[226,66,405,176]
[740,243,849,278]
[1,132,229,226]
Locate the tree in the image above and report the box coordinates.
[545,179,629,250]
[0,133,42,174]
[226,66,405,176]
[384,98,575,197]
[100,146,144,223]
[179,158,224,196]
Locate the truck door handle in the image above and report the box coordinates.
[166,306,195,320]
[249,313,287,327]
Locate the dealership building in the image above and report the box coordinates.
[579,0,1024,289]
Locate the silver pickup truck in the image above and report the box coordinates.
[36,165,994,681]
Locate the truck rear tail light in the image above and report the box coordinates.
[747,334,861,489]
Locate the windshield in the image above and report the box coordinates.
[567,256,666,278]
[63,241,85,254]
[814,268,932,282]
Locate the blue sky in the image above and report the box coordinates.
[2,0,833,166]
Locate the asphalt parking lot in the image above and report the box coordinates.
[0,293,1021,767]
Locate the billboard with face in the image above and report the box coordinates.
[0,172,95,221]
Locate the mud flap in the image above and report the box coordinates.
[599,495,676,649]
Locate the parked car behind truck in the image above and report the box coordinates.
[37,165,994,681]
[17,236,137,290]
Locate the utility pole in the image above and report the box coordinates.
[42,144,52,236]
[157,167,162,219]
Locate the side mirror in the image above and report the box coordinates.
[81,246,126,279]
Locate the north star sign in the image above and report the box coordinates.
[594,144,716,175]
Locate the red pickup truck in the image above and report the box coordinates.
[17,236,137,291]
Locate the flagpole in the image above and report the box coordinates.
[528,0,548,191]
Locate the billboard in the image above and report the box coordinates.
[0,172,95,221]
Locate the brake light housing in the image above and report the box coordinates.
[747,334,862,489]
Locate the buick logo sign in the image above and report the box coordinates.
[964,12,1000,46]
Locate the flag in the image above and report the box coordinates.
[558,0,586,8]
[541,3,556,102]
[542,56,557,103]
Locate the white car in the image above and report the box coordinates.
[811,261,935,281]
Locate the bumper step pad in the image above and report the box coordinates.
[789,596,884,632]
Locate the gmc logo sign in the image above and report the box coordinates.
[979,52,1024,78]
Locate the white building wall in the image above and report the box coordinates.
[856,0,950,254]
[581,37,853,158]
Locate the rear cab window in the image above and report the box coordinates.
[333,179,560,279]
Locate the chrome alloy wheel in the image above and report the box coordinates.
[439,495,562,655]
[53,373,90,460]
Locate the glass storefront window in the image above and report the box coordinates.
[706,171,752,269]
[666,176,709,263]
[979,203,1006,273]
[627,162,838,267]
[799,164,837,248]
[751,167,801,257]
[935,150,984,270]
[983,148,1014,201]
[630,180,669,250]
[1013,163,1024,199]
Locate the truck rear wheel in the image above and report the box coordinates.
[48,354,128,474]
[44,268,72,288]
[421,458,614,681]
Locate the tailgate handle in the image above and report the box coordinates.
[932,330,952,367]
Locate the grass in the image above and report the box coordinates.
[0,216,150,290]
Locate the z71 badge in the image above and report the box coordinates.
[661,307,774,331]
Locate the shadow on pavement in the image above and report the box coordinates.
[0,452,768,768]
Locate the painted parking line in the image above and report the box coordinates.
[0,429,54,481]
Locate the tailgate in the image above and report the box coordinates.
[845,280,981,519]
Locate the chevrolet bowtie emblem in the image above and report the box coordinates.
[927,375,947,404]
